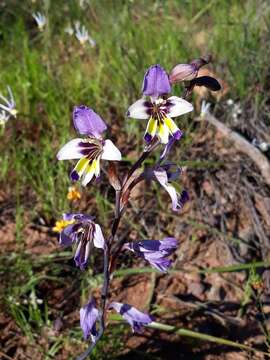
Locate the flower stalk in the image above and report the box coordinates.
[55,56,223,359]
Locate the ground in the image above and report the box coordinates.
[0,1,270,359]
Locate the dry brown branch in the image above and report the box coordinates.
[197,113,270,188]
[160,294,245,326]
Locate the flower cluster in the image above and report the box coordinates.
[55,58,220,358]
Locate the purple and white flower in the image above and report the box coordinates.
[200,100,211,117]
[32,12,47,31]
[59,213,105,270]
[153,165,189,212]
[80,298,99,342]
[74,22,96,47]
[0,86,17,117]
[57,105,121,186]
[0,110,10,127]
[127,64,193,144]
[109,302,153,332]
[123,237,178,272]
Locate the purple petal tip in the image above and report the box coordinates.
[70,170,79,181]
[144,133,152,143]
[174,130,183,140]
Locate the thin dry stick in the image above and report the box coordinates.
[197,113,270,187]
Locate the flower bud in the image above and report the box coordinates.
[169,56,211,84]
[169,63,198,83]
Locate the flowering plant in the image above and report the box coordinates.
[55,57,220,359]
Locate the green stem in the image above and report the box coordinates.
[109,315,270,357]
[113,261,270,278]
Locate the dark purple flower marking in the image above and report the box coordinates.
[109,302,153,332]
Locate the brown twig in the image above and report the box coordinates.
[198,113,270,188]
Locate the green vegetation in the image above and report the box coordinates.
[0,0,269,358]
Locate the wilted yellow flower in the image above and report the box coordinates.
[53,219,75,233]
[67,186,81,201]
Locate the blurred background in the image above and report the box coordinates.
[1,0,270,359]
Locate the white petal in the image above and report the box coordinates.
[81,162,96,186]
[72,158,90,180]
[127,98,150,119]
[93,224,105,249]
[167,96,193,118]
[101,140,122,161]
[157,123,169,144]
[57,138,84,160]
[154,169,178,211]
[94,157,101,177]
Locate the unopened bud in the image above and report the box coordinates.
[169,63,198,83]
[170,55,211,84]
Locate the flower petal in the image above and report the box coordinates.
[71,157,89,181]
[157,122,169,144]
[147,257,172,272]
[154,169,178,210]
[142,64,171,97]
[73,105,107,136]
[166,96,193,118]
[101,140,122,161]
[74,241,90,269]
[63,213,93,222]
[94,157,101,177]
[109,302,152,332]
[57,138,85,160]
[144,117,157,143]
[81,160,97,186]
[126,98,150,120]
[59,225,75,247]
[177,190,189,210]
[122,304,152,324]
[163,117,180,136]
[93,224,105,249]
[80,299,99,341]
[160,136,178,159]
[159,237,178,250]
